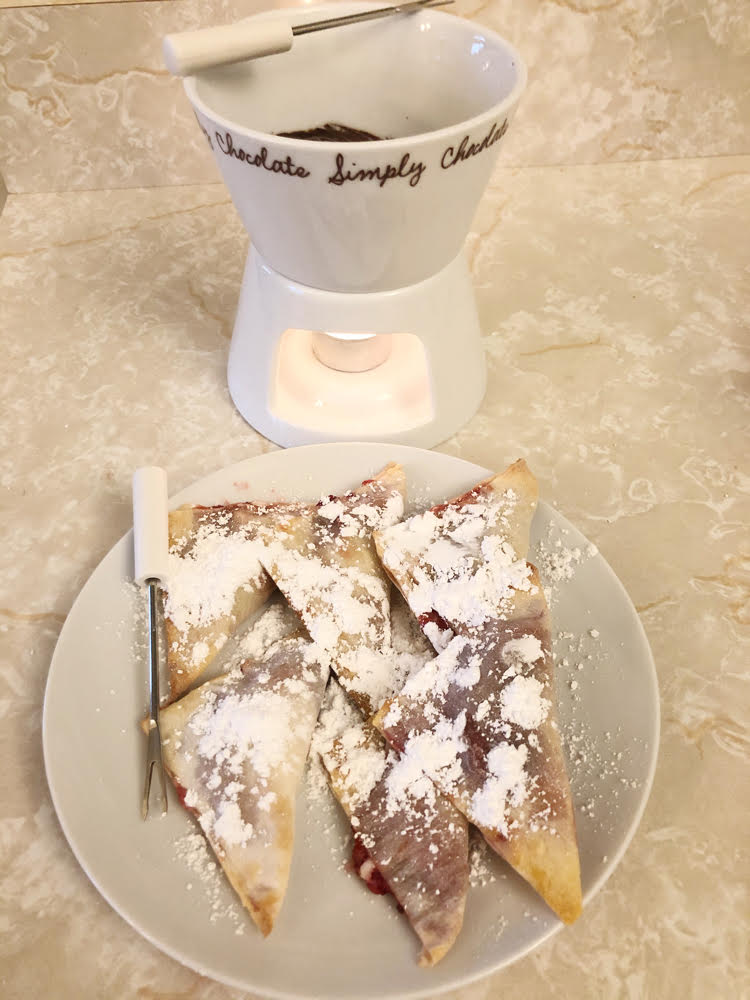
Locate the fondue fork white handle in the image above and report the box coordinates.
[133,466,169,819]
[164,18,293,76]
[163,0,454,77]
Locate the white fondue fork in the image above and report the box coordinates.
[164,0,454,77]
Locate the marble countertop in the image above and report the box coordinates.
[1,1,749,997]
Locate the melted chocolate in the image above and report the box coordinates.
[276,122,385,142]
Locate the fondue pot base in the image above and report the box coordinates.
[227,245,486,448]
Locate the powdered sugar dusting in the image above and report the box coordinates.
[378,487,535,636]
[173,832,246,932]
[159,635,328,933]
[192,687,295,775]
[260,470,405,713]
[235,597,303,661]
[384,713,468,817]
[265,549,389,651]
[468,834,498,888]
[534,521,599,606]
[378,616,561,842]
[499,676,550,729]
[304,587,434,810]
[471,742,530,834]
[318,694,387,810]
[503,634,544,666]
[180,675,306,848]
[315,681,470,946]
[158,462,595,947]
[165,514,267,634]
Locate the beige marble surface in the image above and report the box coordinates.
[1,143,749,997]
[0,0,145,7]
[1,0,750,994]
[1,0,749,193]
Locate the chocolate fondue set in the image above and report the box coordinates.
[165,2,526,447]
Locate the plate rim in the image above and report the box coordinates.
[42,442,660,999]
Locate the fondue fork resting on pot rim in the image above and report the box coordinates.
[163,0,455,77]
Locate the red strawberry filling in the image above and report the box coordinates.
[351,837,391,895]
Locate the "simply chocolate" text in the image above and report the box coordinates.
[327,152,426,188]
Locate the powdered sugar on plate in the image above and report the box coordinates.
[173,831,246,933]
[468,833,499,888]
[554,627,644,839]
[532,520,598,607]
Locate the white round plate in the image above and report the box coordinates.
[43,443,659,999]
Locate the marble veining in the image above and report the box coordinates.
[1,0,749,992]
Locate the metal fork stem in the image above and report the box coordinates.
[142,578,167,819]
[147,579,160,723]
[293,0,454,36]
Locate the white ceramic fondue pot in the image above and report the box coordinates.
[184,3,526,293]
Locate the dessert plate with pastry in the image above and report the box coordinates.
[43,443,659,999]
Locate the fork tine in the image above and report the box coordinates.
[154,729,168,816]
[142,725,168,819]
[142,758,154,820]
